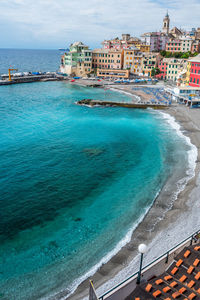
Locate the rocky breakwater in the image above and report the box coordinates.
[76,99,169,110]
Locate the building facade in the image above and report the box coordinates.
[156,58,168,80]
[60,42,93,76]
[92,49,123,70]
[141,32,169,52]
[180,36,193,52]
[142,53,160,77]
[166,39,181,52]
[188,55,200,87]
[191,40,200,53]
[166,58,187,81]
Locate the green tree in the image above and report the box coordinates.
[160,50,166,57]
[151,67,161,77]
[181,52,190,59]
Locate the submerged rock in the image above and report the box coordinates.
[83,148,105,156]
[74,217,82,222]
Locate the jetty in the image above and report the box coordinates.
[77,99,169,109]
[0,72,65,86]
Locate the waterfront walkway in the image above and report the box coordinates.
[127,243,200,299]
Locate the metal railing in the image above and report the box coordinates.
[99,229,200,300]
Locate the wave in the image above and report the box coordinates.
[109,87,141,102]
[138,111,198,232]
[49,109,197,300]
[159,111,197,191]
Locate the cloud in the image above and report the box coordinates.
[0,0,200,48]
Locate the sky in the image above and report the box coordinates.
[0,0,200,49]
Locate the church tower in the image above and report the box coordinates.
[162,11,170,35]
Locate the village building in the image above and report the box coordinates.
[60,42,93,76]
[142,53,161,77]
[188,54,200,87]
[156,58,169,80]
[180,36,193,52]
[92,48,123,70]
[166,39,182,52]
[166,58,187,81]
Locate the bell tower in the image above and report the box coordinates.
[162,11,170,35]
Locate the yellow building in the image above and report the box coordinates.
[138,44,150,53]
[123,47,139,69]
[142,53,160,77]
[185,60,192,85]
[123,48,145,75]
[166,58,187,82]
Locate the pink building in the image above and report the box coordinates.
[156,59,168,80]
[189,55,200,87]
[166,40,181,52]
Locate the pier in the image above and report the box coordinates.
[0,72,65,86]
[77,99,169,109]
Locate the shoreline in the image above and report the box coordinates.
[54,84,200,300]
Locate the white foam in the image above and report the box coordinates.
[109,87,141,102]
[159,111,197,180]
[86,111,198,300]
[51,109,198,300]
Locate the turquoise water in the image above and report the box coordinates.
[0,82,189,299]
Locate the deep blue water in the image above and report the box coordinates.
[0,80,189,299]
[0,49,62,75]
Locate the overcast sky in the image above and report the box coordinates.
[0,0,200,49]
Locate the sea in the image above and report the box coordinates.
[0,49,196,299]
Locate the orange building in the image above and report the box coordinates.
[92,49,123,70]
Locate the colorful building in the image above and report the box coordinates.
[156,58,168,80]
[186,59,192,85]
[180,36,193,52]
[191,40,200,53]
[141,32,169,52]
[60,42,93,76]
[166,39,181,52]
[123,47,140,69]
[142,53,160,77]
[102,34,149,53]
[195,28,200,40]
[138,44,150,53]
[166,58,187,81]
[188,54,200,87]
[102,38,128,50]
[123,48,144,75]
[92,49,123,70]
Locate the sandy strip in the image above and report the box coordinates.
[61,85,200,300]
